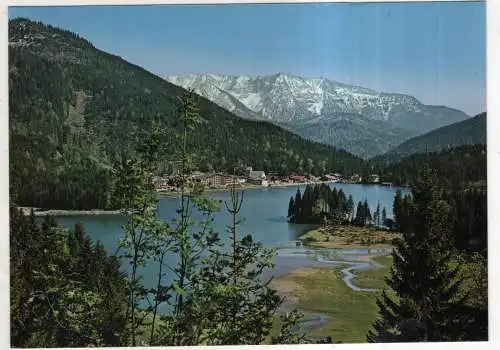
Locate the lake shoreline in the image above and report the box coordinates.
[21,180,386,216]
[19,207,122,217]
[156,180,342,198]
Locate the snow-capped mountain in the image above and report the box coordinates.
[166,73,470,158]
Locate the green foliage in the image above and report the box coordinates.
[392,190,414,233]
[154,183,287,345]
[373,112,486,164]
[10,207,128,347]
[271,310,306,344]
[288,184,353,225]
[367,166,487,342]
[352,199,375,227]
[379,144,486,190]
[382,207,387,225]
[374,201,381,226]
[391,171,487,257]
[449,187,487,256]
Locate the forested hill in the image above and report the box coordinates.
[8,18,366,210]
[373,112,486,165]
[380,144,486,190]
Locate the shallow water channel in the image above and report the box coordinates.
[271,244,393,336]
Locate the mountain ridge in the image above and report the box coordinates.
[372,112,486,165]
[167,73,470,158]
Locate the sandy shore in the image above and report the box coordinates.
[18,180,345,216]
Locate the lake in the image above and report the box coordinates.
[55,183,406,313]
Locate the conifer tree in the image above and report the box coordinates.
[302,185,314,220]
[354,201,364,227]
[293,188,302,223]
[382,207,387,227]
[393,189,403,231]
[367,166,478,342]
[363,199,372,226]
[287,196,295,221]
[374,201,381,226]
[347,195,354,222]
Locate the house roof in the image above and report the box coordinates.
[249,171,266,179]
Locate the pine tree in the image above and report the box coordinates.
[367,166,477,342]
[294,188,303,223]
[382,207,387,227]
[302,185,314,220]
[347,195,354,222]
[354,201,364,227]
[287,196,295,221]
[393,189,403,231]
[374,201,381,226]
[363,199,372,226]
[183,184,284,345]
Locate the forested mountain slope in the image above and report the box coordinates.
[380,144,486,190]
[9,18,366,209]
[373,112,486,165]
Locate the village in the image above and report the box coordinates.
[152,166,387,193]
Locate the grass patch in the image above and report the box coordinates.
[353,256,393,290]
[300,225,401,249]
[271,256,394,343]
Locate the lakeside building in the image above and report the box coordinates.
[248,170,268,186]
[370,174,380,183]
[289,175,306,183]
[201,173,236,188]
[350,174,362,183]
[322,174,342,182]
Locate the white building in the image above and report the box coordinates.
[248,171,267,186]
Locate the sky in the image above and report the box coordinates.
[9,2,486,116]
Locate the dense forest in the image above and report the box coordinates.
[373,112,486,165]
[10,208,129,347]
[369,167,487,342]
[9,18,367,210]
[392,186,487,257]
[379,144,486,190]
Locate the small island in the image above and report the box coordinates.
[299,225,401,249]
[288,183,400,249]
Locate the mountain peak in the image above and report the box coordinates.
[166,72,470,158]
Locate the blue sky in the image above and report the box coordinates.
[9,2,485,116]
